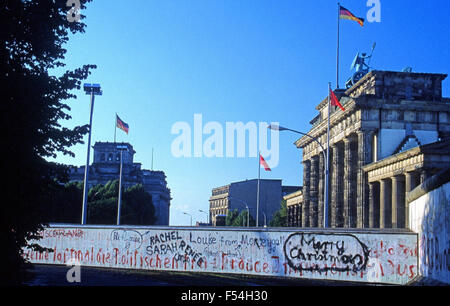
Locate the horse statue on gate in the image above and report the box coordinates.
[345,43,376,89]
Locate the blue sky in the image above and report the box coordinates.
[52,0,450,225]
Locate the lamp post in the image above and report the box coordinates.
[199,209,209,225]
[229,197,250,227]
[81,83,102,225]
[183,212,192,226]
[116,144,128,225]
[268,124,329,228]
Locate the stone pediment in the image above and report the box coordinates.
[363,139,450,183]
[393,135,421,155]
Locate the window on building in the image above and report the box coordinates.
[108,153,113,161]
[100,153,106,161]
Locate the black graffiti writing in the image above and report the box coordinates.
[170,240,206,268]
[146,241,179,256]
[284,233,369,273]
[110,230,143,250]
[240,235,283,250]
[288,246,365,266]
[145,231,182,256]
[148,231,182,247]
[189,233,217,245]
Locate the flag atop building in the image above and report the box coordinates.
[259,154,271,171]
[330,89,345,111]
[116,114,129,134]
[257,152,271,226]
[336,4,365,88]
[339,5,364,27]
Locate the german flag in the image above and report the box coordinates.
[116,114,129,134]
[339,5,364,27]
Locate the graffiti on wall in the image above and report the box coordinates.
[283,233,370,273]
[23,226,418,285]
[409,182,450,284]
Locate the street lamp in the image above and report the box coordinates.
[116,144,128,225]
[229,197,250,227]
[81,83,102,225]
[268,124,329,228]
[183,212,192,226]
[199,209,209,225]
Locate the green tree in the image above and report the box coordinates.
[45,180,156,225]
[85,180,156,225]
[122,184,156,225]
[225,209,240,226]
[226,209,255,227]
[87,197,118,225]
[0,0,95,284]
[233,210,256,227]
[46,181,83,224]
[269,200,288,227]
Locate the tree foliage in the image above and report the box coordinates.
[226,209,255,227]
[47,181,83,224]
[46,180,156,226]
[225,209,239,226]
[0,0,95,284]
[269,200,288,227]
[86,180,156,225]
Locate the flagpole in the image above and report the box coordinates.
[256,152,261,227]
[151,147,154,171]
[337,2,340,89]
[325,82,331,228]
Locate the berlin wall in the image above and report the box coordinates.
[23,225,418,285]
[409,181,450,284]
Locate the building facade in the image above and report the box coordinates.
[69,142,171,225]
[363,139,450,229]
[209,179,300,226]
[295,70,450,228]
[284,189,303,227]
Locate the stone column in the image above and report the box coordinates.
[289,205,294,227]
[420,169,430,184]
[404,171,418,229]
[380,178,392,228]
[302,160,311,227]
[287,205,293,227]
[343,137,357,228]
[369,181,380,228]
[318,152,325,228]
[309,156,319,227]
[391,175,406,228]
[296,205,302,227]
[357,130,374,228]
[331,143,344,228]
[326,147,333,227]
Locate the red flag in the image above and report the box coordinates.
[330,89,345,111]
[259,154,271,171]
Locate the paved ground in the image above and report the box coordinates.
[23,264,369,286]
